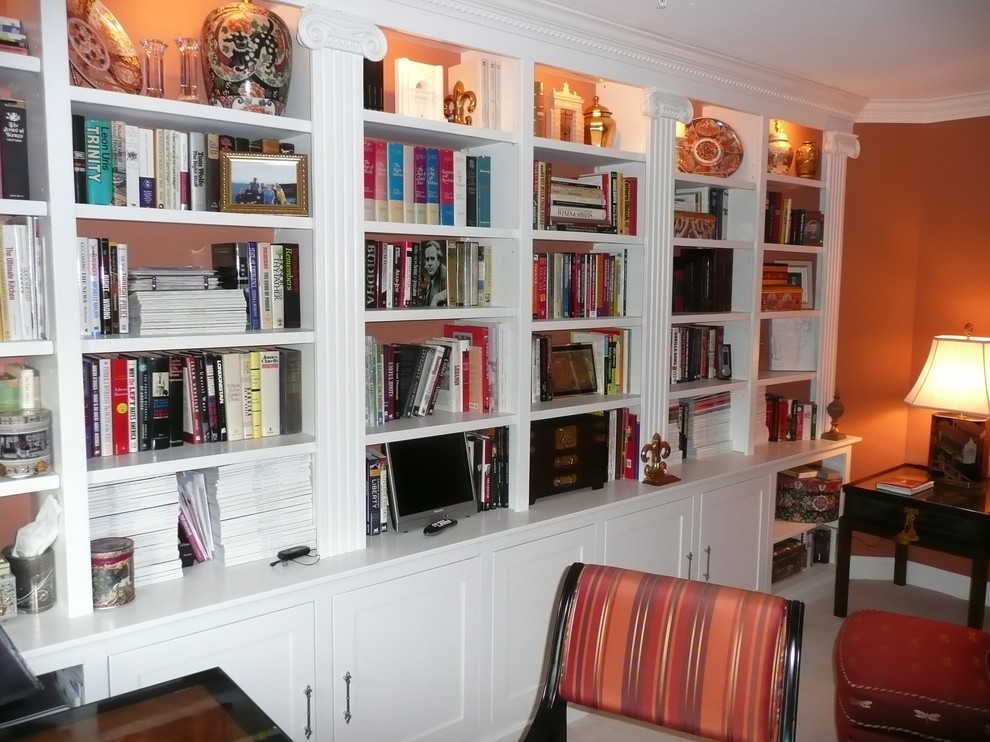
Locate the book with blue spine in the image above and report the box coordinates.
[413,145,428,224]
[387,141,404,222]
[425,147,440,225]
[84,117,112,205]
[246,241,261,330]
[476,154,492,228]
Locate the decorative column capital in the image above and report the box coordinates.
[643,90,693,123]
[298,5,387,60]
[823,131,860,159]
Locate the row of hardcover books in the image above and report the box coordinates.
[533,161,638,234]
[211,242,302,331]
[532,250,628,320]
[671,248,733,314]
[765,192,824,246]
[765,394,819,442]
[363,137,492,228]
[364,238,492,309]
[72,115,296,211]
[531,329,631,402]
[365,321,502,425]
[81,346,302,459]
[670,324,728,384]
[0,217,47,341]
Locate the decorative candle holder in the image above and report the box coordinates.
[175,37,202,103]
[140,38,168,98]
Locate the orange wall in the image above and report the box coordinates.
[838,116,990,568]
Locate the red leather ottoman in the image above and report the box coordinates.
[834,609,990,741]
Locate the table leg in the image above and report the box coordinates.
[833,517,852,618]
[967,557,989,629]
[893,542,908,586]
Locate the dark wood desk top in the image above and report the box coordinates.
[847,464,990,516]
[0,668,290,741]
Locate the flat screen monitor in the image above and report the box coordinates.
[385,432,477,531]
[0,624,40,710]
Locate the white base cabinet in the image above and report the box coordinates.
[329,558,482,742]
[107,604,317,741]
[696,476,770,590]
[604,495,694,577]
[488,525,597,736]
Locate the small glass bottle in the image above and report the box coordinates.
[175,37,201,103]
[140,39,168,98]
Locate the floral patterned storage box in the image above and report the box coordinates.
[775,471,841,523]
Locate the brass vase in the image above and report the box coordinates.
[583,96,616,147]
[795,140,821,179]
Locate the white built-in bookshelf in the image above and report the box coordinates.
[1,2,862,739]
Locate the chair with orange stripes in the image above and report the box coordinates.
[522,562,804,742]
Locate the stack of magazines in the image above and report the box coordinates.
[203,455,316,567]
[128,267,246,334]
[88,474,184,586]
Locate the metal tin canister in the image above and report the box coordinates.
[91,537,135,609]
[0,408,52,479]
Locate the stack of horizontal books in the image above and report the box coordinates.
[128,267,247,334]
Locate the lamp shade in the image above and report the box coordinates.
[904,334,990,416]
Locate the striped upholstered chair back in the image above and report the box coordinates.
[522,562,803,742]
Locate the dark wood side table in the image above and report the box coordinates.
[834,464,990,629]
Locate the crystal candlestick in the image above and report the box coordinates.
[175,37,201,103]
[140,39,168,98]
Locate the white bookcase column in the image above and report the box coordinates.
[816,131,860,424]
[640,91,693,457]
[298,7,387,554]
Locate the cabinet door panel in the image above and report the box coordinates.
[489,524,596,734]
[698,477,768,590]
[331,558,480,742]
[605,497,694,577]
[108,604,315,741]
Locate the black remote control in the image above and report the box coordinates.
[424,518,457,536]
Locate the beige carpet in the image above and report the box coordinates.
[564,573,982,742]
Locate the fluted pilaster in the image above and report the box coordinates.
[639,90,692,462]
[299,5,387,554]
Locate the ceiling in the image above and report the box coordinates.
[535,0,990,114]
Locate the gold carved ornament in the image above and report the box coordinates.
[444,81,477,125]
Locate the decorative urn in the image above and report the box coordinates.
[795,140,821,179]
[767,119,793,174]
[583,96,616,147]
[201,1,292,115]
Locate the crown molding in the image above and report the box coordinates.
[857,91,990,124]
[380,0,867,123]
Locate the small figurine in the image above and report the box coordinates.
[640,433,681,486]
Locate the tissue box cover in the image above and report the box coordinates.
[775,473,841,523]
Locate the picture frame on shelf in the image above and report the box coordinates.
[550,343,598,396]
[220,152,309,216]
[775,259,814,309]
[802,210,824,246]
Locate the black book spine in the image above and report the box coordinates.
[0,98,29,199]
[213,352,228,442]
[72,113,87,203]
[283,243,301,328]
[364,239,379,308]
[166,353,184,447]
[149,353,171,451]
[98,237,112,335]
[465,156,478,227]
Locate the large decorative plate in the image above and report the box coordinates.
[677,117,744,177]
[66,0,142,94]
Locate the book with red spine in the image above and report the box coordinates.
[438,147,455,226]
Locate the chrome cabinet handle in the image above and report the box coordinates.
[303,685,313,738]
[704,545,712,582]
[343,672,352,724]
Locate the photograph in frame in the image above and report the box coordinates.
[220,152,308,216]
[550,343,598,396]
